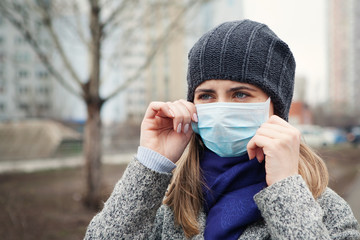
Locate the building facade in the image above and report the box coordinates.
[328,0,360,116]
[0,0,246,123]
[0,4,55,121]
[123,0,244,123]
[123,1,187,123]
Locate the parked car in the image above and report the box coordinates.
[296,125,347,148]
[347,126,360,146]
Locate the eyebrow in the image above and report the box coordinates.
[194,88,216,94]
[227,86,257,93]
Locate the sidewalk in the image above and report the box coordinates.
[0,153,134,174]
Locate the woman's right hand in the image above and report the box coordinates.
[140,99,198,163]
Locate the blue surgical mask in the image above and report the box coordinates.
[192,98,270,157]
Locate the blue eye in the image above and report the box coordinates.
[199,94,213,100]
[234,92,247,99]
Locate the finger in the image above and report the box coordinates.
[166,102,184,133]
[256,125,287,140]
[144,101,175,119]
[175,100,192,124]
[260,122,290,133]
[255,148,265,163]
[247,134,272,160]
[247,136,258,160]
[267,115,297,130]
[177,100,197,133]
[172,101,192,133]
[260,122,301,140]
[178,99,198,122]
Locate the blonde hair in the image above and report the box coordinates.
[164,134,329,238]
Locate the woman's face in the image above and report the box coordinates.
[193,80,274,115]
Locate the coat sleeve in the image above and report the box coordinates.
[254,175,360,239]
[84,158,172,239]
[317,187,360,239]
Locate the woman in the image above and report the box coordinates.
[85,20,360,239]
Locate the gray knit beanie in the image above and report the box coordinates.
[187,19,296,120]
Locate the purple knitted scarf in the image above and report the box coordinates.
[200,149,267,239]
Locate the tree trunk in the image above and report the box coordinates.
[83,100,103,209]
[82,0,103,210]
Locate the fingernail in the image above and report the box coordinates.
[177,123,182,133]
[193,113,198,122]
[184,123,189,133]
[169,109,175,118]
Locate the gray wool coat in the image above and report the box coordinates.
[84,158,360,239]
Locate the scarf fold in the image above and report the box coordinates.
[200,149,267,240]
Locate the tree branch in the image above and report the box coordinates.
[71,1,90,49]
[101,0,134,30]
[103,0,204,102]
[41,1,91,50]
[34,2,84,88]
[0,2,82,99]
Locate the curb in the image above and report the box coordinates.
[0,153,134,174]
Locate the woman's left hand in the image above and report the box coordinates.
[247,115,301,186]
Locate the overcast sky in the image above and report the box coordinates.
[242,0,327,104]
[211,0,327,105]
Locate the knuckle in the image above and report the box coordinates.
[290,129,301,142]
[256,127,263,135]
[276,138,288,148]
[176,115,184,122]
[180,99,196,110]
[269,115,279,122]
[183,113,191,122]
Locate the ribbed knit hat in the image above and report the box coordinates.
[187,19,296,120]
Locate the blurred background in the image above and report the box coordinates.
[0,0,359,239]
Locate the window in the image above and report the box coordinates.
[17,70,29,79]
[0,52,6,62]
[18,86,29,94]
[36,71,49,79]
[40,38,51,48]
[0,103,5,112]
[38,86,50,94]
[35,20,44,32]
[18,103,29,111]
[0,79,5,93]
[14,36,25,45]
[14,52,30,63]
[0,69,4,79]
[38,103,50,111]
[13,3,22,13]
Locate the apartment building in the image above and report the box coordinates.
[123,0,244,123]
[328,0,360,116]
[0,6,54,121]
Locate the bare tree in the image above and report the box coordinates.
[0,0,210,209]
